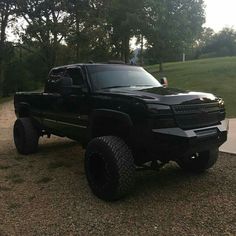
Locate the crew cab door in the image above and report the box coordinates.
[42,68,66,132]
[55,66,90,140]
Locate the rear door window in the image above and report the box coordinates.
[66,67,84,86]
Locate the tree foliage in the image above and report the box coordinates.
[143,0,205,68]
[0,0,16,95]
[0,0,207,96]
[16,0,72,70]
[200,28,236,58]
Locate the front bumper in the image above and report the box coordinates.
[146,120,228,161]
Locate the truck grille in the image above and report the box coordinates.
[172,103,222,130]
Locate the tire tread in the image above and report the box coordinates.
[85,136,135,201]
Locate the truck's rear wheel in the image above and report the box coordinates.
[177,148,219,173]
[13,118,39,155]
[85,136,135,201]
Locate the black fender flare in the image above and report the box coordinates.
[89,109,133,138]
[16,102,31,118]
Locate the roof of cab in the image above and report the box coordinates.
[52,62,138,70]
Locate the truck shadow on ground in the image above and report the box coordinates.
[133,166,210,197]
[38,139,80,155]
[30,139,215,201]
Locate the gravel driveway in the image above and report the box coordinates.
[0,100,235,236]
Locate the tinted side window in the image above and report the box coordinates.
[45,68,65,93]
[50,68,65,77]
[66,68,84,86]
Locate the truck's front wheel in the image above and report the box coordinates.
[177,148,219,173]
[85,136,135,201]
[13,118,39,155]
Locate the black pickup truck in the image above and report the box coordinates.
[14,63,228,201]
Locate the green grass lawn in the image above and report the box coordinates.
[147,57,236,118]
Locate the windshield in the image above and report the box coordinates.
[87,65,161,91]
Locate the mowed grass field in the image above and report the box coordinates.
[147,57,236,118]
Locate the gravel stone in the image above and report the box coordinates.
[0,101,235,236]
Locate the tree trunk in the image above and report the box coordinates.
[76,43,80,62]
[43,45,55,73]
[121,42,124,61]
[0,62,4,97]
[123,35,130,64]
[0,13,8,97]
[140,35,144,65]
[0,41,4,96]
[75,11,80,62]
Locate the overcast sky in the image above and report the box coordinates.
[204,0,236,31]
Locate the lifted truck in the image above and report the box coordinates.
[14,63,228,201]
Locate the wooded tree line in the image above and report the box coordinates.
[195,27,236,59]
[1,0,227,97]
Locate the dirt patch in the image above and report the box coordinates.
[0,101,235,236]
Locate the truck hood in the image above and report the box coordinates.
[99,86,218,105]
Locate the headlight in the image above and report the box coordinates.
[218,98,226,120]
[147,104,176,128]
[218,98,225,109]
[148,104,172,116]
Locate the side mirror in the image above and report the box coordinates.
[160,77,168,87]
[45,75,74,94]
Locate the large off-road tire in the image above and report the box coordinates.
[177,148,219,173]
[13,118,39,155]
[85,136,135,201]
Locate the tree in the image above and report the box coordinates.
[65,0,90,61]
[198,27,215,47]
[16,0,72,70]
[200,28,236,58]
[0,0,207,96]
[0,0,16,96]
[66,0,112,62]
[189,27,214,59]
[144,0,205,70]
[107,0,146,63]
